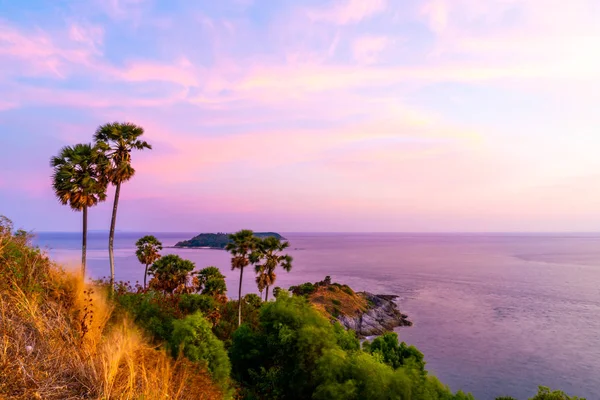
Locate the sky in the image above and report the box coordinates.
[1,0,600,232]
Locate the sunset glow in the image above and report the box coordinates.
[1,0,600,231]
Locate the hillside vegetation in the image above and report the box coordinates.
[0,218,224,400]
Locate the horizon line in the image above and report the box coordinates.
[32,230,600,235]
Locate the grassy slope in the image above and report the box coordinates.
[0,222,223,400]
[305,283,369,320]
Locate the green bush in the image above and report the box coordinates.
[341,285,354,295]
[529,386,585,400]
[170,312,231,386]
[290,282,316,296]
[115,291,179,342]
[178,293,219,315]
[364,332,426,373]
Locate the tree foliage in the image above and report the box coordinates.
[93,122,151,185]
[148,254,195,294]
[193,266,227,297]
[254,236,293,301]
[50,143,108,275]
[529,386,584,400]
[229,292,473,400]
[135,235,162,288]
[170,312,232,387]
[50,143,108,211]
[363,332,426,373]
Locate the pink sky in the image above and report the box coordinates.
[1,0,600,232]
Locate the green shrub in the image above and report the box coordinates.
[341,285,354,296]
[290,282,316,296]
[364,332,426,373]
[331,299,341,306]
[529,386,585,400]
[115,291,179,342]
[170,312,231,386]
[178,293,219,315]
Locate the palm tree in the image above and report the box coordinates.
[94,122,151,289]
[255,236,293,301]
[135,235,162,288]
[51,143,108,276]
[225,229,259,326]
[147,254,195,294]
[255,267,268,300]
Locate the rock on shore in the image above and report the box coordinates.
[336,293,412,337]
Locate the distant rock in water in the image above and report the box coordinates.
[174,232,285,249]
[289,277,412,337]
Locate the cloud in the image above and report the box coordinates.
[68,22,104,49]
[307,0,388,25]
[2,0,600,231]
[352,35,389,64]
[0,21,99,78]
[97,0,148,20]
[115,58,200,87]
[0,100,17,111]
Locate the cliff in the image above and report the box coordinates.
[289,278,412,337]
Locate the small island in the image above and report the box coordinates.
[174,232,285,249]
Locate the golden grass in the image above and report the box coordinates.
[309,285,369,319]
[0,225,223,400]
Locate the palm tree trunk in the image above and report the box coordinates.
[265,285,269,302]
[109,182,121,291]
[238,266,244,327]
[82,206,88,277]
[144,263,148,289]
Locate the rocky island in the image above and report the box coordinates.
[289,277,412,337]
[174,232,285,249]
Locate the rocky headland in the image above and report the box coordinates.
[289,277,412,337]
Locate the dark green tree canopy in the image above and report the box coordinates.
[148,254,195,293]
[50,143,108,211]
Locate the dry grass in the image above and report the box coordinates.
[0,221,223,400]
[309,284,369,319]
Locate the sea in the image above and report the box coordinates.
[32,232,600,400]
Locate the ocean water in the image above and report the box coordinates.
[33,232,600,400]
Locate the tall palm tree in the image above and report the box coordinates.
[255,236,293,301]
[51,143,108,276]
[94,122,151,289]
[135,235,162,288]
[225,229,259,326]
